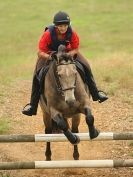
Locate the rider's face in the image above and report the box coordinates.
[56,24,68,34]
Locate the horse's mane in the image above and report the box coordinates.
[56,45,73,63]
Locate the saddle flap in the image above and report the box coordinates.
[75,61,86,83]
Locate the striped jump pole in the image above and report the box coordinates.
[0,132,133,143]
[0,159,133,170]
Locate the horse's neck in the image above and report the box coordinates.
[51,60,57,78]
[47,60,57,87]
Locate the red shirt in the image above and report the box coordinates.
[38,28,79,53]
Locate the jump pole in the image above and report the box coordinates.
[0,132,133,143]
[0,159,133,170]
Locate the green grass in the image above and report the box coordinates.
[0,172,12,177]
[92,53,133,96]
[129,141,133,147]
[128,138,133,157]
[0,0,133,96]
[0,118,10,134]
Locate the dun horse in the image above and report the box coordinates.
[40,45,99,160]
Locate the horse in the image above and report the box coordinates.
[40,45,99,161]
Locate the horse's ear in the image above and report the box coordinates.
[58,45,66,53]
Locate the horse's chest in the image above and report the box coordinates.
[55,100,80,116]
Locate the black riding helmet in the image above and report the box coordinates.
[53,11,70,25]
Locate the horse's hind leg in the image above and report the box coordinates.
[84,107,100,139]
[43,112,52,161]
[72,114,80,160]
[45,130,52,161]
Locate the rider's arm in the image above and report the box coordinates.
[38,30,51,60]
[67,31,79,57]
[37,51,50,60]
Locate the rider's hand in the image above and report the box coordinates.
[48,55,52,60]
[48,51,57,60]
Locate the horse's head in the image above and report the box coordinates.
[53,45,77,106]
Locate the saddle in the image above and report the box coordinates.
[37,63,51,94]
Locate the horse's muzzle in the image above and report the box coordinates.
[66,99,75,107]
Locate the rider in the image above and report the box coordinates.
[22,11,108,116]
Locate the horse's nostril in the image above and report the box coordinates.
[66,99,75,106]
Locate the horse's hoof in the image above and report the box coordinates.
[89,127,100,139]
[73,135,80,145]
[46,157,51,161]
[70,135,80,145]
[73,156,79,160]
[64,130,80,145]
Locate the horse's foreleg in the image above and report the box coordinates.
[84,107,99,139]
[72,115,80,160]
[45,128,52,161]
[53,114,79,145]
[43,111,52,161]
[45,142,51,161]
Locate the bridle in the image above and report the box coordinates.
[54,61,77,96]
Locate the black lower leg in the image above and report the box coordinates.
[84,67,99,100]
[72,128,79,160]
[64,130,79,144]
[73,145,79,160]
[30,74,40,114]
[83,67,108,102]
[45,128,52,161]
[85,108,99,139]
[45,142,51,161]
[53,114,79,144]
[76,57,99,100]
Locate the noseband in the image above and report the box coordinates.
[55,62,76,96]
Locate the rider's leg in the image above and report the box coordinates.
[22,74,40,116]
[22,58,47,116]
[77,52,108,103]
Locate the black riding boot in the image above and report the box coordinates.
[22,75,40,116]
[76,54,108,103]
[84,66,108,102]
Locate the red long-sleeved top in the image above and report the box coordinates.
[38,28,79,53]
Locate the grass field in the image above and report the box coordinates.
[0,0,133,132]
[0,1,133,78]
